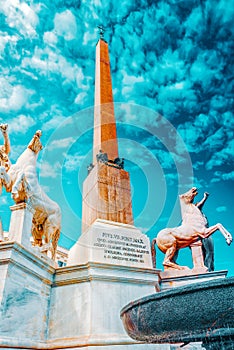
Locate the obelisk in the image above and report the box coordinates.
[93,37,118,163]
[82,31,133,232]
[68,29,152,269]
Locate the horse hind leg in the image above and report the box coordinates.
[163,242,178,269]
[163,242,189,270]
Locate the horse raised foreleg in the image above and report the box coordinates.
[201,224,232,245]
[11,171,26,202]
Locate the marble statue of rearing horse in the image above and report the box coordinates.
[151,187,232,270]
[0,130,61,260]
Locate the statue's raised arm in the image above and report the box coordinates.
[196,191,209,210]
[0,124,11,171]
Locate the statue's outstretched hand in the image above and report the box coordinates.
[204,192,209,197]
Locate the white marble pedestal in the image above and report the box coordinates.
[8,203,34,249]
[53,219,162,348]
[0,241,55,348]
[68,219,153,268]
[48,261,162,349]
[0,240,172,350]
[0,226,205,350]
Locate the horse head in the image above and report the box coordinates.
[180,187,198,204]
[28,130,43,154]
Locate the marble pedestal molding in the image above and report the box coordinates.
[159,269,228,290]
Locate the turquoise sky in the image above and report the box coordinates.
[0,0,233,274]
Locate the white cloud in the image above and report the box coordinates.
[206,139,234,170]
[64,154,85,172]
[83,31,97,45]
[48,137,75,151]
[9,144,25,162]
[0,32,18,56]
[22,46,83,83]
[43,31,58,45]
[1,0,39,38]
[8,115,36,134]
[54,10,77,41]
[122,71,144,85]
[216,206,227,213]
[222,171,234,181]
[0,82,34,112]
[74,92,88,105]
[211,170,234,183]
[40,161,61,178]
[43,115,67,131]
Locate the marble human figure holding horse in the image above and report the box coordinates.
[151,187,232,270]
[0,123,11,241]
[0,129,61,260]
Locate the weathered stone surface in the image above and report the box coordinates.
[48,261,158,347]
[93,39,118,163]
[121,277,234,346]
[82,163,133,232]
[0,241,166,350]
[0,242,54,342]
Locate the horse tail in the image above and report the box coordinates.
[151,238,157,268]
[51,228,60,261]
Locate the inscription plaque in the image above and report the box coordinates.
[94,232,150,264]
[68,219,153,268]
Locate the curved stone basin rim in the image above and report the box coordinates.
[120,276,234,345]
[120,276,234,316]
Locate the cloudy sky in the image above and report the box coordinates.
[0,0,233,273]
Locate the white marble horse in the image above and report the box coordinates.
[151,187,232,270]
[0,131,61,260]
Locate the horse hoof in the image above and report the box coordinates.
[180,266,190,270]
[12,192,19,199]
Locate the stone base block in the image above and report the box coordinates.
[8,203,34,249]
[159,269,228,290]
[48,262,159,347]
[0,241,167,349]
[0,242,55,343]
[0,242,203,350]
[68,219,153,268]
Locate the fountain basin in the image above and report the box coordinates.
[120,277,234,345]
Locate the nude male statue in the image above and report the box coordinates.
[196,192,214,271]
[0,124,11,241]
